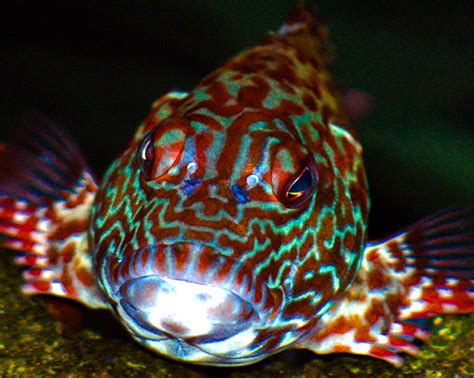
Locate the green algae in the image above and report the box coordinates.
[1,252,472,377]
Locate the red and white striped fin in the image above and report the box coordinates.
[373,207,474,318]
[299,258,431,367]
[300,207,474,366]
[0,113,107,309]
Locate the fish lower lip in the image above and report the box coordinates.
[135,336,260,365]
[118,300,169,340]
[118,275,258,342]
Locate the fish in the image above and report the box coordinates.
[0,7,473,367]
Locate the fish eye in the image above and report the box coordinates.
[136,126,187,181]
[283,156,317,208]
[138,132,155,180]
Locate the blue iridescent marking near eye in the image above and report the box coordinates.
[231,184,249,204]
[181,178,202,195]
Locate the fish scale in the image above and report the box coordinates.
[0,6,473,368]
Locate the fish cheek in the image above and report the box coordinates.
[279,181,337,318]
[90,155,138,296]
[315,165,365,300]
[277,150,364,321]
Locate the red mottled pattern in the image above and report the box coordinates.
[0,172,105,308]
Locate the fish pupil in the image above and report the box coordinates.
[138,133,155,179]
[287,168,311,199]
[282,156,318,208]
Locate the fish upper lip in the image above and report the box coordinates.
[109,241,244,295]
[108,243,262,313]
[103,242,284,359]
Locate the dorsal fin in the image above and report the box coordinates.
[274,6,334,71]
[192,7,351,131]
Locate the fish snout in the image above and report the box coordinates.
[109,243,263,343]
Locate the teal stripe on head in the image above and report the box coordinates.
[318,264,340,293]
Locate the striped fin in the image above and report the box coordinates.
[379,207,474,318]
[0,113,106,308]
[300,207,473,366]
[0,112,89,201]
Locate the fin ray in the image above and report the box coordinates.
[0,113,107,309]
[0,112,90,202]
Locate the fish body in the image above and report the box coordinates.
[0,7,473,367]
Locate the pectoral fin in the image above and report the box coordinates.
[0,113,107,309]
[298,207,473,366]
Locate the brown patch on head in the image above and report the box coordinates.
[236,76,271,108]
[302,93,318,112]
[318,211,334,245]
[183,229,214,243]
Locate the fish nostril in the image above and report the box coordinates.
[180,178,202,195]
[231,184,249,204]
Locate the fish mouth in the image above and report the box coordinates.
[115,305,266,366]
[115,276,263,363]
[104,243,279,361]
[118,275,258,341]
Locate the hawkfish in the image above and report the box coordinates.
[0,7,473,367]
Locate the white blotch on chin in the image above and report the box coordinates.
[147,278,231,336]
[121,275,255,340]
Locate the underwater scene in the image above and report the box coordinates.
[1,1,473,376]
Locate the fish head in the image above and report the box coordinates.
[90,108,368,364]
[90,8,369,365]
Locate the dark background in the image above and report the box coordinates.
[1,0,473,238]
